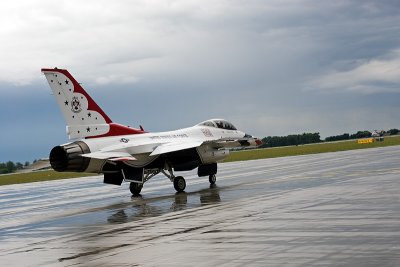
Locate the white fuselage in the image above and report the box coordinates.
[80,124,245,172]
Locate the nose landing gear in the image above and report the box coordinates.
[209,174,216,185]
[161,164,187,193]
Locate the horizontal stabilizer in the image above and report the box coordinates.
[98,142,160,155]
[81,151,136,161]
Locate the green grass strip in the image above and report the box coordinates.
[224,136,400,162]
[0,171,95,186]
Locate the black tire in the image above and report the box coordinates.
[130,182,143,196]
[173,176,186,192]
[209,174,216,185]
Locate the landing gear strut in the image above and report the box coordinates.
[161,164,186,193]
[125,164,188,195]
[130,182,143,196]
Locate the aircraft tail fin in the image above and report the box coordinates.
[42,68,145,139]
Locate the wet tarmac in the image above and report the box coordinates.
[1,146,400,266]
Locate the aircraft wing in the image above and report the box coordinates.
[150,141,204,156]
[79,137,259,161]
[80,140,204,160]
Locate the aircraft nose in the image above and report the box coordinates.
[255,138,263,146]
[245,133,263,146]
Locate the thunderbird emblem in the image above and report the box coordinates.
[71,96,82,113]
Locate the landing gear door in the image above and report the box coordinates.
[198,163,217,177]
[122,167,144,183]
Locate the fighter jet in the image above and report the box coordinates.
[42,68,262,195]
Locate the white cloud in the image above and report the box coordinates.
[0,0,177,86]
[0,0,330,87]
[310,50,400,94]
[94,74,140,86]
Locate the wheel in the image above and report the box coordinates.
[209,174,216,185]
[173,176,186,192]
[130,182,143,196]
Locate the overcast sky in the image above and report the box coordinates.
[1,0,400,162]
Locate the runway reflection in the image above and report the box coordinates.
[107,185,221,224]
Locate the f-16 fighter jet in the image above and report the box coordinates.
[42,68,262,195]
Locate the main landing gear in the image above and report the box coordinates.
[128,166,187,196]
[128,163,218,195]
[173,176,186,192]
[161,165,186,193]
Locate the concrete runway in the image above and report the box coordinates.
[1,146,400,266]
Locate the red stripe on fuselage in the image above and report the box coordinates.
[86,123,146,139]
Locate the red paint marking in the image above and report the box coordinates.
[42,68,112,123]
[87,123,145,139]
[111,157,135,162]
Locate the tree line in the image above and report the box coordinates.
[260,128,399,148]
[260,133,321,148]
[0,161,32,174]
[325,129,399,142]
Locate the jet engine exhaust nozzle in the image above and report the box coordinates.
[49,141,91,172]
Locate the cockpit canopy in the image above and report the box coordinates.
[197,119,237,131]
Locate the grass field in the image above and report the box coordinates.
[1,136,399,186]
[224,135,400,162]
[0,171,94,186]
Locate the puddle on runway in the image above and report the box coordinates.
[108,185,222,224]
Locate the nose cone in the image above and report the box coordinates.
[244,133,263,147]
[255,138,263,146]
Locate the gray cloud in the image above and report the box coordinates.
[309,49,400,93]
